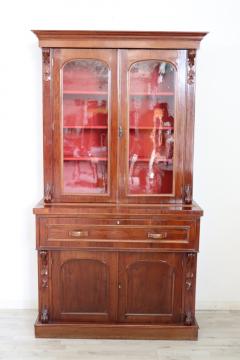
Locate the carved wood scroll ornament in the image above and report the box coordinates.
[42,48,50,81]
[187,49,196,85]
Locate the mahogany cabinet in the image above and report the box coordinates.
[33,30,206,339]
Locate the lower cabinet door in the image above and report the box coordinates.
[51,251,118,322]
[118,252,184,323]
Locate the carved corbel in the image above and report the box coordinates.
[44,183,52,203]
[187,49,196,85]
[42,48,51,81]
[183,184,192,204]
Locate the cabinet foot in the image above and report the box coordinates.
[185,311,194,326]
[40,307,49,324]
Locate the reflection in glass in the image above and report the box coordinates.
[62,60,109,194]
[128,61,175,195]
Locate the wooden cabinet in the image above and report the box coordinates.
[33,30,206,339]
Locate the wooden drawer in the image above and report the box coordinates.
[38,217,198,250]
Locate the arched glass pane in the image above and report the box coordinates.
[62,60,109,194]
[128,60,175,195]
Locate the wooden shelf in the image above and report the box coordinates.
[64,157,172,163]
[64,156,107,161]
[63,91,173,96]
[63,90,107,95]
[130,126,173,130]
[64,125,107,129]
[129,157,173,163]
[64,126,172,130]
[130,92,174,96]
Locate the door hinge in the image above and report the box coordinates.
[118,126,123,138]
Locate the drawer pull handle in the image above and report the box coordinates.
[148,232,167,240]
[69,230,88,238]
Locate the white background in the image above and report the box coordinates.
[0,0,239,309]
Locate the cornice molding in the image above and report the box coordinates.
[32,30,208,49]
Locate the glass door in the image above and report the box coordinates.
[119,50,186,203]
[52,49,117,202]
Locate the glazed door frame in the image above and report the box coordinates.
[118,49,187,203]
[52,48,118,202]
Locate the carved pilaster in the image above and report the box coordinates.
[187,49,196,85]
[42,48,51,81]
[184,253,196,326]
[42,47,53,204]
[185,252,195,291]
[40,306,49,324]
[40,250,48,288]
[39,251,50,323]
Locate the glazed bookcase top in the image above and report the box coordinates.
[34,31,207,204]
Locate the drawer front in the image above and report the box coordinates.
[38,217,198,250]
